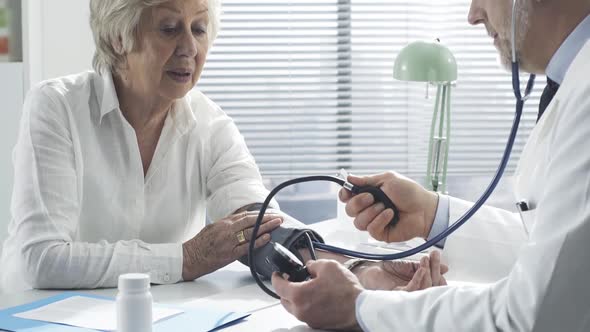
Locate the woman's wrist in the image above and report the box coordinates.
[181,241,196,281]
[181,238,210,281]
[343,258,369,274]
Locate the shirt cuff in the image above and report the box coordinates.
[355,290,372,332]
[143,243,184,284]
[426,194,450,249]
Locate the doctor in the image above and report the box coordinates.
[272,0,590,330]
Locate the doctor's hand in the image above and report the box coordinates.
[272,259,364,331]
[272,255,446,331]
[339,172,438,243]
[182,211,283,281]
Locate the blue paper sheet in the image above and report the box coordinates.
[0,293,249,332]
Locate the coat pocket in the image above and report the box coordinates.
[519,208,537,237]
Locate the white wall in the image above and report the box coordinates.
[42,0,94,79]
[25,0,94,87]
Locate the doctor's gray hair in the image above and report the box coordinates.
[90,0,221,74]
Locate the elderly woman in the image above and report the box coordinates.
[1,0,446,293]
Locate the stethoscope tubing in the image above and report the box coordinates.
[249,0,536,296]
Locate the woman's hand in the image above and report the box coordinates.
[339,172,439,243]
[182,211,283,281]
[354,250,448,291]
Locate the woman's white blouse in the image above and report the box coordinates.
[0,71,273,291]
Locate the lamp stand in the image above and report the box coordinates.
[426,83,452,193]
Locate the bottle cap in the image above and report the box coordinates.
[118,273,150,292]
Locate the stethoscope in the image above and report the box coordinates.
[249,0,537,299]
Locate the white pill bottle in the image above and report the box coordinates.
[117,273,153,332]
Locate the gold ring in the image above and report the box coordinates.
[236,230,247,245]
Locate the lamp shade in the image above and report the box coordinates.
[393,40,457,83]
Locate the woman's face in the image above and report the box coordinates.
[123,0,209,101]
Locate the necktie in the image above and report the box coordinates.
[538,78,560,122]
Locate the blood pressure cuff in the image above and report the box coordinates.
[238,205,324,280]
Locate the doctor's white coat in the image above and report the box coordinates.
[356,42,590,331]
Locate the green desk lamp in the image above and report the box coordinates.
[393,40,457,193]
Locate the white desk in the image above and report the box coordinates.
[0,219,433,331]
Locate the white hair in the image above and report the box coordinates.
[90,0,221,73]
